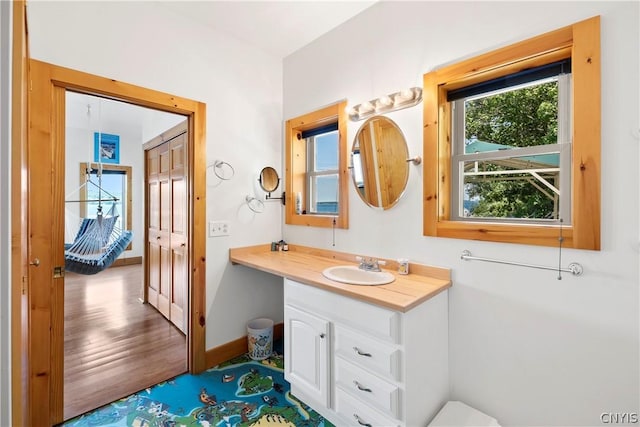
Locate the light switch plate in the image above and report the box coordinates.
[209,221,230,237]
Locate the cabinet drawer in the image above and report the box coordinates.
[285,278,400,343]
[335,325,400,381]
[334,387,400,427]
[335,357,400,419]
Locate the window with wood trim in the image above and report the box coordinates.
[285,101,349,228]
[79,162,133,250]
[423,16,600,249]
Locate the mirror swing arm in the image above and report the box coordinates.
[265,189,285,205]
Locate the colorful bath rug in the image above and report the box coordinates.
[63,351,333,427]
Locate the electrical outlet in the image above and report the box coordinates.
[209,221,230,237]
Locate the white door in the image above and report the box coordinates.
[284,304,330,407]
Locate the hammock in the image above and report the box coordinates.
[65,204,134,275]
[65,167,133,275]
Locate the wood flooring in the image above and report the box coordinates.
[64,264,187,421]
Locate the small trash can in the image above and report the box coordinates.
[247,318,274,360]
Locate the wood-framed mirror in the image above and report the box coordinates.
[351,116,409,210]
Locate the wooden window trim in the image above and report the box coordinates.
[78,162,133,250]
[423,16,600,250]
[285,101,349,229]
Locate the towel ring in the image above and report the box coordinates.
[208,160,235,180]
[245,196,264,213]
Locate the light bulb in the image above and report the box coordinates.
[401,89,414,99]
[359,101,374,113]
[377,95,392,107]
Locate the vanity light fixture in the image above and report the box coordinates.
[348,87,423,121]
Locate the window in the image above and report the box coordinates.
[451,61,571,222]
[305,125,340,214]
[423,16,600,249]
[80,162,133,249]
[286,101,349,228]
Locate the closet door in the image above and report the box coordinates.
[145,122,189,333]
[146,147,160,309]
[146,143,171,320]
[157,144,172,319]
[169,133,188,333]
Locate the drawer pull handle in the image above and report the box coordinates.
[353,414,372,427]
[353,380,372,393]
[353,346,372,357]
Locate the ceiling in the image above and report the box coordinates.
[66,1,376,139]
[66,91,186,142]
[157,0,377,58]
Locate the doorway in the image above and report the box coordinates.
[26,60,207,426]
[62,93,190,420]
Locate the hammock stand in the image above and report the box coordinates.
[65,165,133,275]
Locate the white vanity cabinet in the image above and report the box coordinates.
[284,278,449,427]
[284,304,330,407]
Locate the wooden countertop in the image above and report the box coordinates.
[229,244,451,312]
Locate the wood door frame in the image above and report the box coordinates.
[26,59,206,426]
[11,1,29,426]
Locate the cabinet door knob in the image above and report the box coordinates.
[353,380,372,393]
[353,414,372,427]
[353,346,372,357]
[319,333,325,339]
[29,258,40,267]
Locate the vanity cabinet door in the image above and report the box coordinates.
[284,304,330,407]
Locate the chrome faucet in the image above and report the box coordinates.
[356,256,386,272]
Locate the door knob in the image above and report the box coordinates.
[29,258,40,267]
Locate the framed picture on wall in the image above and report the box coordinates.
[94,132,120,164]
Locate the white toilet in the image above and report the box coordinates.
[429,401,501,426]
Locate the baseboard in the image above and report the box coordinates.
[205,322,283,369]
[111,256,143,267]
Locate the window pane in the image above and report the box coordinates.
[314,131,338,171]
[311,174,338,214]
[86,173,126,230]
[462,155,560,220]
[464,79,559,153]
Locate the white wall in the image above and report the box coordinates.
[64,124,145,259]
[28,1,285,349]
[0,1,12,423]
[284,2,639,426]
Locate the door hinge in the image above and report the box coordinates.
[21,276,27,295]
[53,266,65,279]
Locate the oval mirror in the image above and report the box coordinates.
[259,166,280,193]
[351,116,409,209]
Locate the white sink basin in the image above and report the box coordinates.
[322,265,395,286]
